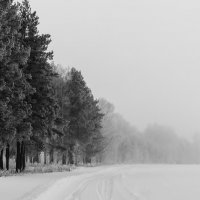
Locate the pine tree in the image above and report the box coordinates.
[0,0,34,171]
[66,68,104,164]
[18,0,59,164]
[52,65,71,164]
[83,99,104,163]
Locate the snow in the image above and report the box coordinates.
[1,165,200,200]
[0,172,69,200]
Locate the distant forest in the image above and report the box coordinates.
[99,98,200,164]
[0,0,199,173]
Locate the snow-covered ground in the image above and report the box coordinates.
[1,165,200,200]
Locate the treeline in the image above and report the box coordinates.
[0,0,104,172]
[99,98,200,164]
[1,0,199,172]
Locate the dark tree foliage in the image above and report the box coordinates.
[0,0,33,171]
[0,0,104,171]
[63,68,104,164]
[52,67,71,163]
[19,0,59,158]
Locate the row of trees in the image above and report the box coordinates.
[0,0,104,171]
[99,99,200,164]
[52,66,104,165]
[2,0,198,172]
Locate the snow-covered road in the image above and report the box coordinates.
[1,165,200,200]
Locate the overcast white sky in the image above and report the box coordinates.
[23,0,200,138]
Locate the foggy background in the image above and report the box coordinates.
[24,0,200,139]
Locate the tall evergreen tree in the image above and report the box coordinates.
[52,65,71,164]
[19,0,59,162]
[66,68,104,164]
[0,0,34,171]
[83,99,104,163]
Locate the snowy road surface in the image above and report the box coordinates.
[1,165,200,200]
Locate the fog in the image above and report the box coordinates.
[21,0,200,139]
[98,99,200,164]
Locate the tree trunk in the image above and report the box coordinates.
[50,148,54,164]
[21,141,25,171]
[68,144,74,165]
[6,144,10,170]
[62,152,66,165]
[0,149,3,170]
[20,141,23,171]
[82,154,86,164]
[74,151,77,166]
[23,145,26,170]
[16,141,21,173]
[25,155,29,164]
[44,150,47,165]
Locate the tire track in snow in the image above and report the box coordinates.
[64,176,99,200]
[33,165,141,200]
[34,172,100,200]
[99,176,114,200]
